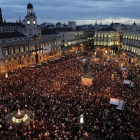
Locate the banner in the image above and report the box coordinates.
[80,114,84,124]
[43,46,52,54]
[81,76,93,86]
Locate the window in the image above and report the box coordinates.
[3,48,8,56]
[48,41,51,46]
[25,45,29,52]
[9,47,13,55]
[38,42,42,49]
[20,45,24,53]
[15,46,19,54]
[54,40,57,46]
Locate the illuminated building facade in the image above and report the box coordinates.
[0,3,61,74]
[94,30,120,53]
[59,30,88,54]
[94,31,119,47]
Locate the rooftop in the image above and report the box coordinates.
[0,31,26,39]
[41,30,58,35]
[98,28,117,31]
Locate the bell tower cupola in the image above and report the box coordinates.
[27,3,34,15]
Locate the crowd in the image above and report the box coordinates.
[0,51,140,140]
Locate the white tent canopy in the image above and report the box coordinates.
[30,66,35,68]
[115,60,119,63]
[36,64,41,66]
[82,59,87,63]
[110,98,119,105]
[123,80,131,85]
[116,100,125,110]
[121,67,127,71]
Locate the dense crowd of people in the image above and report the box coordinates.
[0,51,140,140]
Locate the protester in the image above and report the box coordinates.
[0,51,140,140]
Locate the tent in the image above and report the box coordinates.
[82,59,87,63]
[115,60,119,63]
[30,66,35,68]
[116,100,125,110]
[110,98,119,105]
[121,67,127,71]
[36,64,41,66]
[129,82,134,87]
[123,80,131,85]
[36,64,42,67]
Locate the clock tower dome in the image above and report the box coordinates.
[25,2,38,35]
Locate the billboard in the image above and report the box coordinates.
[43,46,52,54]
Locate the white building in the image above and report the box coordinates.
[68,21,76,30]
[59,30,88,47]
[94,31,119,47]
[122,31,140,56]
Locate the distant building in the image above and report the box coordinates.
[110,21,140,32]
[0,8,24,32]
[59,30,88,54]
[0,8,3,23]
[68,21,76,30]
[122,31,140,56]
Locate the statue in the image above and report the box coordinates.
[18,109,21,115]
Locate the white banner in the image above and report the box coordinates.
[80,114,84,124]
[43,46,52,54]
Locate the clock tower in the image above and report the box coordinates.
[25,3,39,36]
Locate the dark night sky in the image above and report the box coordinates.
[0,0,140,25]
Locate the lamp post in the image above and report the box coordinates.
[35,43,38,64]
[62,39,65,55]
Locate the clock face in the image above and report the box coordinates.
[33,20,36,25]
[27,20,30,25]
